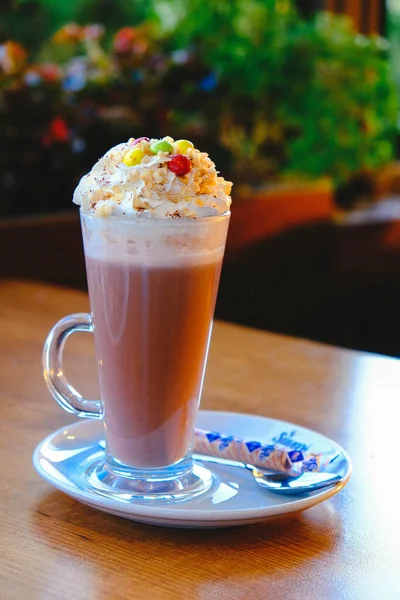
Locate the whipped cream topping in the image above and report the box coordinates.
[73,137,232,218]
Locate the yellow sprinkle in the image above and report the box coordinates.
[174,139,194,154]
[123,148,145,167]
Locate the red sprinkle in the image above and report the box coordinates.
[167,154,192,176]
[131,137,150,145]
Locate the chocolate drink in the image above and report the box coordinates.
[43,135,232,500]
[85,252,223,469]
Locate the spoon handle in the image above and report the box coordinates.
[194,428,335,475]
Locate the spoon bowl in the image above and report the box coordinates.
[195,453,343,495]
[247,466,343,495]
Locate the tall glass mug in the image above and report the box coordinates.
[43,211,230,502]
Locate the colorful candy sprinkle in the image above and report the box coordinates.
[131,137,150,146]
[167,154,192,176]
[123,148,145,166]
[150,140,173,154]
[174,139,194,154]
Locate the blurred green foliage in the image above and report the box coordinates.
[279,14,398,182]
[0,0,152,49]
[387,0,400,96]
[1,0,398,194]
[168,0,398,184]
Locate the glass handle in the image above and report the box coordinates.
[42,313,103,419]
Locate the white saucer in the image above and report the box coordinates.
[33,411,351,528]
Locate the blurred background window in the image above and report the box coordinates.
[3,0,400,359]
[388,1,400,106]
[326,0,385,34]
[0,0,398,218]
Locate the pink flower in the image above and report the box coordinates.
[113,27,149,55]
[82,24,105,41]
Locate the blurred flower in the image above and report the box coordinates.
[52,24,83,45]
[199,72,218,92]
[51,116,69,141]
[42,116,69,146]
[131,69,144,82]
[71,136,86,153]
[62,57,88,91]
[39,63,62,83]
[82,26,112,74]
[82,24,105,41]
[24,63,61,86]
[24,68,41,87]
[0,41,27,76]
[147,53,168,72]
[113,27,137,53]
[171,49,190,65]
[113,27,149,55]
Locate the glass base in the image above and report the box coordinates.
[85,456,213,503]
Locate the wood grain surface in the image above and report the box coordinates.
[1,280,399,600]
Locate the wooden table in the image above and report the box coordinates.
[1,280,400,600]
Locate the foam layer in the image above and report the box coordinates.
[81,213,230,267]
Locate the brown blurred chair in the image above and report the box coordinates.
[0,211,87,289]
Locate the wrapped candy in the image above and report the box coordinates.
[194,429,336,475]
